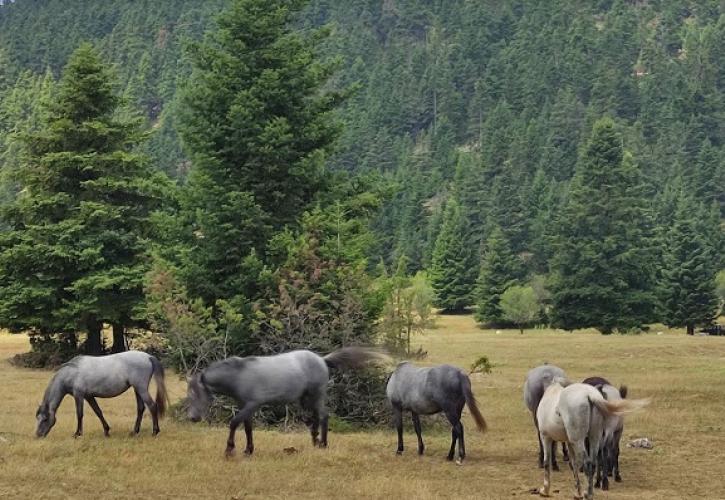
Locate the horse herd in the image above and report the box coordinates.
[34,348,650,500]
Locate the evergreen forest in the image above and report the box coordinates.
[0,0,723,410]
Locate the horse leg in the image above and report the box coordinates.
[584,433,601,500]
[551,439,560,471]
[411,412,424,455]
[613,430,622,482]
[569,442,585,500]
[562,442,569,462]
[133,389,145,434]
[137,386,159,435]
[444,409,460,463]
[318,408,329,448]
[456,421,465,463]
[243,419,254,455]
[539,434,553,497]
[85,396,110,436]
[392,403,404,455]
[73,394,84,438]
[594,446,603,489]
[600,444,610,490]
[225,403,257,458]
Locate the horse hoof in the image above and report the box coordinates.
[396,450,403,456]
[538,487,550,497]
[455,458,463,466]
[225,448,235,459]
[552,463,560,472]
[615,476,622,483]
[73,433,82,439]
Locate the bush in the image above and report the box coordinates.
[10,333,78,369]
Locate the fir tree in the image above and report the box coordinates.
[549,118,656,333]
[177,0,342,306]
[474,226,521,325]
[0,44,163,354]
[660,194,718,334]
[429,198,476,312]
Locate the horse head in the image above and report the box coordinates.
[186,373,212,423]
[35,404,56,438]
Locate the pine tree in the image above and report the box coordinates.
[0,43,164,354]
[177,0,342,306]
[660,194,718,335]
[429,198,476,312]
[549,118,656,333]
[474,226,521,325]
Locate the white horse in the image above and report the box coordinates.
[536,379,649,500]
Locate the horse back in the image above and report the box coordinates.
[72,351,154,397]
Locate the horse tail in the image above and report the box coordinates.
[460,372,487,432]
[150,355,168,419]
[589,389,648,417]
[323,347,388,370]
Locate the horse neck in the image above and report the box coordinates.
[43,369,70,414]
[202,363,240,398]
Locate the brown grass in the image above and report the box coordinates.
[1,316,724,499]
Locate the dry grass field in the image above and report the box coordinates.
[1,315,725,499]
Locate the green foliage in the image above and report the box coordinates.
[379,258,435,355]
[500,285,540,334]
[549,118,657,334]
[176,0,343,311]
[469,355,494,376]
[660,193,719,334]
[474,226,521,326]
[429,198,476,312]
[716,269,725,316]
[0,44,165,354]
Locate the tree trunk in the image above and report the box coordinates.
[686,324,694,335]
[86,319,103,355]
[111,323,126,353]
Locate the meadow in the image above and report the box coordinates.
[1,315,724,499]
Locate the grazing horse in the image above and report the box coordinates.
[36,351,168,438]
[536,379,649,500]
[386,362,487,464]
[523,364,569,469]
[582,376,628,489]
[186,347,382,457]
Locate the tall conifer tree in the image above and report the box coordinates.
[550,118,656,333]
[0,44,162,353]
[474,226,521,325]
[177,0,342,306]
[429,198,476,312]
[660,194,718,334]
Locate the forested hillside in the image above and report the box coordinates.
[0,0,723,352]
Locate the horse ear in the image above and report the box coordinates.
[619,385,628,399]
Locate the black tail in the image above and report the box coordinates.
[150,356,168,418]
[460,372,487,432]
[323,347,387,370]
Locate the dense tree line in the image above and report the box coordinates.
[0,0,722,374]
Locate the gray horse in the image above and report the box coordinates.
[582,376,628,489]
[523,364,569,469]
[36,351,168,438]
[386,362,487,464]
[186,347,382,457]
